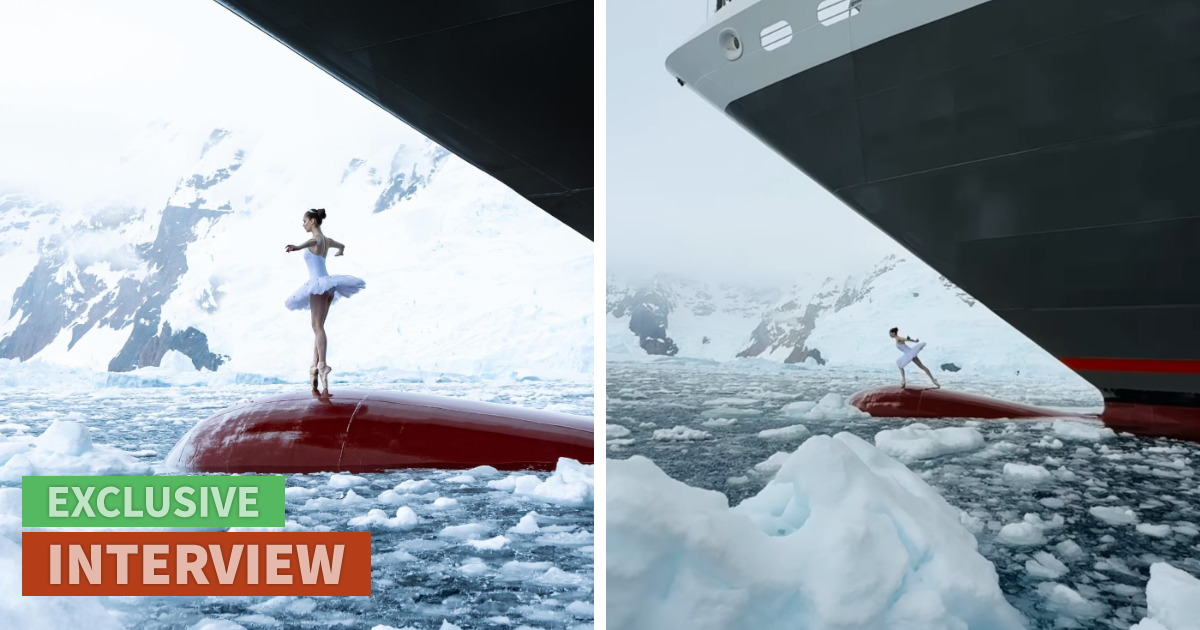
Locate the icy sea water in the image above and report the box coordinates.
[607,360,1200,630]
[1,379,594,630]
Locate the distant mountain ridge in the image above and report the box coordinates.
[607,255,1069,377]
[0,120,592,381]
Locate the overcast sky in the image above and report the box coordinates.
[0,0,402,208]
[607,0,900,284]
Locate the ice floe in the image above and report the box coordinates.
[1052,419,1116,442]
[779,393,868,421]
[607,433,1024,630]
[651,426,710,441]
[873,423,985,462]
[0,421,152,481]
[1131,562,1200,630]
[757,424,811,441]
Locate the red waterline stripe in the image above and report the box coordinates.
[1061,357,1200,374]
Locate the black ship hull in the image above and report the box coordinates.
[671,0,1200,440]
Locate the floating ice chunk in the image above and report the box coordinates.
[757,424,811,441]
[440,522,493,540]
[607,433,1025,630]
[1095,557,1140,578]
[1172,524,1199,537]
[700,418,737,428]
[699,407,761,419]
[779,393,868,421]
[466,535,511,550]
[995,522,1045,546]
[489,474,540,493]
[510,511,540,534]
[874,423,985,462]
[0,422,152,481]
[1026,551,1069,579]
[1130,563,1200,630]
[327,473,369,488]
[752,452,791,474]
[652,426,710,441]
[371,625,418,630]
[1053,419,1116,442]
[1040,497,1066,509]
[489,458,593,506]
[1089,505,1139,525]
[1137,524,1173,538]
[1003,463,1052,483]
[233,615,277,627]
[1036,436,1064,449]
[536,530,593,546]
[498,560,555,580]
[606,425,631,438]
[566,601,594,617]
[1037,582,1106,620]
[703,397,758,406]
[445,474,475,483]
[440,622,464,630]
[466,465,499,478]
[348,507,419,529]
[301,489,371,511]
[395,479,436,493]
[190,620,248,630]
[727,476,750,485]
[372,549,417,564]
[1053,467,1078,482]
[431,497,459,509]
[1024,513,1064,530]
[377,490,405,504]
[34,421,92,455]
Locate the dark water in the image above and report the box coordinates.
[607,360,1200,630]
[1,381,594,630]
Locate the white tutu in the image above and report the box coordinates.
[896,341,926,368]
[285,275,366,311]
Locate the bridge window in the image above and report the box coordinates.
[760,21,793,51]
[817,0,862,26]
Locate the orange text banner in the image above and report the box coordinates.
[22,532,371,596]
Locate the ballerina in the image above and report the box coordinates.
[890,327,939,389]
[284,208,366,394]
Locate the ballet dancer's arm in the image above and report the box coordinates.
[327,238,346,256]
[285,239,317,253]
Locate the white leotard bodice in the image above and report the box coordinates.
[304,248,329,280]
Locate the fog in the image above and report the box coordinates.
[0,0,403,210]
[606,0,900,285]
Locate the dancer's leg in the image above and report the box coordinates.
[311,293,330,367]
[899,367,906,388]
[312,293,333,393]
[913,357,940,388]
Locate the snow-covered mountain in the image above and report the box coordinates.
[0,121,592,381]
[607,256,1073,378]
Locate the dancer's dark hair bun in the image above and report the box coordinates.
[305,208,327,225]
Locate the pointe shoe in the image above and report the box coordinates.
[318,363,332,393]
[309,365,319,391]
